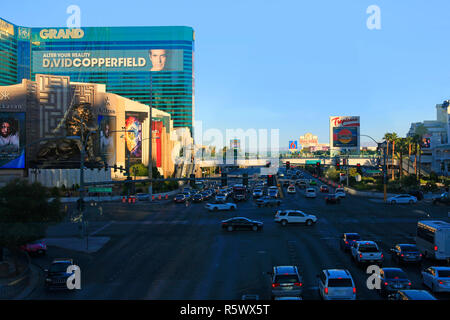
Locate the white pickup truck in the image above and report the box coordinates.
[351,241,383,266]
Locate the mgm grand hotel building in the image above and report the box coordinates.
[0,17,194,187]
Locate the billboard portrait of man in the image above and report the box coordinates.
[149,49,167,71]
[98,115,116,164]
[0,118,20,153]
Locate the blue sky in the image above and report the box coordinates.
[3,0,450,149]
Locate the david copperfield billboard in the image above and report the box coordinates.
[329,116,360,151]
[32,49,184,73]
[125,112,147,168]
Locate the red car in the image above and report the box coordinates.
[20,240,47,256]
[320,185,329,193]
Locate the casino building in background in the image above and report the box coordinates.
[0,74,192,187]
[0,17,195,186]
[0,17,194,133]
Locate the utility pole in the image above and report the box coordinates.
[383,143,388,202]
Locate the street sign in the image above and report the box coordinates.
[88,187,112,193]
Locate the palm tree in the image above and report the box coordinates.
[405,136,414,175]
[395,138,408,178]
[383,132,399,180]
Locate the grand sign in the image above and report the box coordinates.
[39,28,84,40]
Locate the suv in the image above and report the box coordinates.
[317,269,356,300]
[270,266,303,299]
[45,258,75,290]
[351,241,383,266]
[268,186,279,198]
[274,210,317,226]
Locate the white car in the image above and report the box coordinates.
[287,185,296,194]
[305,188,317,198]
[252,188,264,198]
[387,194,417,204]
[268,186,279,198]
[274,210,317,226]
[215,194,227,202]
[335,188,346,198]
[318,269,356,300]
[205,201,237,212]
[421,266,450,293]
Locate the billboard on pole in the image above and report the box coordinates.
[329,116,360,152]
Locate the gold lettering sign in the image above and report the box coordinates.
[39,28,84,40]
[0,18,14,36]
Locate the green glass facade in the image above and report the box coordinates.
[0,17,194,132]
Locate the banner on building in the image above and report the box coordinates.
[0,112,25,169]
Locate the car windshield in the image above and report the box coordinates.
[275,275,299,284]
[437,270,450,277]
[400,245,418,252]
[49,263,70,273]
[346,234,360,240]
[384,270,407,279]
[328,278,353,287]
[359,245,379,252]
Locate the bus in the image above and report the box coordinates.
[415,220,450,261]
[233,184,247,201]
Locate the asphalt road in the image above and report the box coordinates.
[27,169,450,300]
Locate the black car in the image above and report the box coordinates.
[408,190,424,201]
[221,217,263,232]
[388,290,437,300]
[378,268,412,296]
[200,191,211,200]
[340,233,361,252]
[174,194,186,203]
[390,244,422,264]
[325,194,340,204]
[192,193,204,203]
[433,192,450,205]
[45,258,75,290]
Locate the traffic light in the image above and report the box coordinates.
[286,161,290,170]
[221,172,227,187]
[190,174,195,187]
[267,175,274,186]
[356,163,362,174]
[336,163,340,170]
[76,198,85,212]
[243,173,248,186]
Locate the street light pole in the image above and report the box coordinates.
[148,75,153,202]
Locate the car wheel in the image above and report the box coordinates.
[227,226,233,232]
[391,200,396,204]
[38,250,45,256]
[252,225,258,231]
[281,220,287,226]
[306,219,313,226]
[213,207,218,212]
[230,206,235,211]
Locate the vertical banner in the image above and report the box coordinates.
[125,112,147,168]
[0,112,26,169]
[97,115,116,165]
[152,120,162,168]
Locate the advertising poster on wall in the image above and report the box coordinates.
[332,127,358,147]
[32,49,184,73]
[0,112,26,169]
[97,115,116,165]
[152,120,163,168]
[125,112,147,167]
